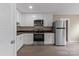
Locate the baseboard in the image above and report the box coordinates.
[24,43,33,45]
[68,41,79,43]
[24,44,54,46]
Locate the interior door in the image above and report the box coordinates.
[0,4,16,56]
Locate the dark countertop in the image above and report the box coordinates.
[17,26,54,35]
[17,32,23,35]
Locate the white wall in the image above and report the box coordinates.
[21,14,53,26]
[0,3,16,56]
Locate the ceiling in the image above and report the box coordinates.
[16,3,79,15]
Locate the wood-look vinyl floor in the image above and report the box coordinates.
[17,43,79,56]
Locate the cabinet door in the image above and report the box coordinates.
[44,33,54,44]
[16,10,20,25]
[43,14,53,26]
[16,34,24,51]
[16,35,21,51]
[20,34,24,47]
[24,33,33,45]
[21,14,34,26]
[16,10,23,26]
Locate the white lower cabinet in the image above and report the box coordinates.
[44,33,54,44]
[23,33,33,45]
[16,34,24,51]
[16,33,54,52]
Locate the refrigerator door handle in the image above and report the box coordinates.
[56,27,65,29]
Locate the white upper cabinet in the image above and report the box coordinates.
[43,14,53,26]
[21,14,53,26]
[21,14,34,26]
[16,10,23,26]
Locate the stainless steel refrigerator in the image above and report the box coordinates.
[54,20,66,45]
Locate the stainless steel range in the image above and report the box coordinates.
[34,19,44,45]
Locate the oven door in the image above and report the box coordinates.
[34,34,44,41]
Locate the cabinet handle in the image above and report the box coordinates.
[11,40,15,44]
